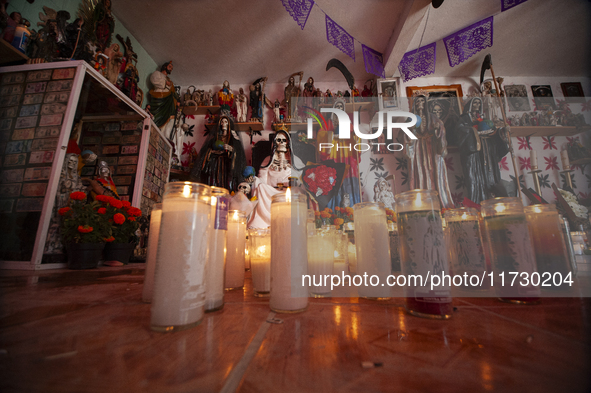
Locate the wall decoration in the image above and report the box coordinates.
[325,15,355,60]
[398,43,437,82]
[504,85,531,111]
[443,16,493,67]
[561,82,585,103]
[377,78,400,111]
[531,85,556,110]
[362,44,385,78]
[405,84,464,121]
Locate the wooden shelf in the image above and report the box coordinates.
[183,105,220,116]
[204,121,264,132]
[509,126,590,137]
[169,168,191,181]
[571,158,591,166]
[0,38,28,66]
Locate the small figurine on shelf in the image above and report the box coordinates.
[302,76,315,117]
[250,77,270,123]
[314,88,324,104]
[272,99,284,124]
[204,89,213,106]
[283,72,303,121]
[325,89,333,105]
[236,87,249,123]
[218,80,234,116]
[351,86,361,102]
[148,61,178,129]
[183,86,196,105]
[87,161,120,200]
[361,82,373,99]
[104,43,123,84]
[78,0,115,53]
[373,177,396,211]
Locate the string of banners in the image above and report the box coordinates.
[280,0,527,81]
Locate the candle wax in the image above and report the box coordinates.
[225,220,246,290]
[142,208,162,303]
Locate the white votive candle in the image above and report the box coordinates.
[225,210,246,290]
[561,149,570,169]
[250,228,271,297]
[142,203,162,303]
[270,189,308,313]
[530,149,538,170]
[151,182,211,332]
[205,187,229,312]
[307,229,334,297]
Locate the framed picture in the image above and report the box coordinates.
[377,78,400,110]
[531,85,556,110]
[504,85,531,112]
[405,84,464,121]
[561,82,585,103]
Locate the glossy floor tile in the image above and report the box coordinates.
[0,264,589,393]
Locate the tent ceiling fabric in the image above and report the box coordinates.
[112,0,591,87]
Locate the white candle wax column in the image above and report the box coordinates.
[151,182,211,332]
[444,207,489,290]
[142,204,162,303]
[354,202,391,299]
[250,228,271,297]
[270,189,308,313]
[561,149,570,169]
[205,187,229,312]
[333,230,349,276]
[307,229,334,297]
[530,149,538,170]
[225,210,246,290]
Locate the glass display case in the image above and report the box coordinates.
[0,61,171,269]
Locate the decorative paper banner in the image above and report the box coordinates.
[501,0,528,12]
[325,15,355,60]
[281,0,315,30]
[443,16,493,67]
[397,42,436,82]
[361,44,385,78]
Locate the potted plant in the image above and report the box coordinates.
[96,195,142,265]
[59,191,112,269]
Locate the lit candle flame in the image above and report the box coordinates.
[494,204,506,213]
[413,192,422,208]
[233,210,238,221]
[211,196,217,207]
[533,206,542,213]
[257,245,266,257]
[286,187,291,202]
[182,184,191,198]
[461,212,468,220]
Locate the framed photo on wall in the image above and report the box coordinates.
[561,82,585,103]
[504,84,531,112]
[405,84,464,119]
[531,85,556,110]
[377,78,400,111]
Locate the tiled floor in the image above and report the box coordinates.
[0,264,589,392]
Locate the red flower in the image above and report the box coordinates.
[58,207,71,216]
[96,195,111,203]
[113,213,125,225]
[121,200,131,208]
[109,199,123,209]
[70,191,86,201]
[128,217,136,221]
[77,225,93,233]
[304,165,337,196]
[127,207,142,217]
[97,207,107,214]
[104,236,115,242]
[335,206,340,211]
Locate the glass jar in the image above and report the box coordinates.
[524,204,572,289]
[151,182,211,332]
[307,228,335,297]
[205,187,229,311]
[142,203,162,303]
[444,207,489,290]
[270,191,308,313]
[389,222,401,272]
[225,210,247,290]
[396,190,452,319]
[481,197,540,303]
[249,228,271,297]
[334,229,349,276]
[354,202,391,300]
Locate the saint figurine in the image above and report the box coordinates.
[87,161,119,200]
[405,93,454,208]
[218,80,234,116]
[283,72,302,121]
[236,87,248,123]
[148,61,178,129]
[191,115,246,192]
[373,177,396,211]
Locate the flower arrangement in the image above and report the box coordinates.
[95,195,143,244]
[304,165,337,197]
[315,206,354,230]
[59,191,112,244]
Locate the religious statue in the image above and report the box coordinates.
[373,177,396,211]
[283,72,303,121]
[272,99,284,123]
[454,97,510,204]
[103,43,123,84]
[405,93,454,208]
[148,61,178,129]
[217,80,234,116]
[191,115,246,192]
[351,86,361,102]
[236,87,249,123]
[86,161,120,200]
[247,131,303,228]
[249,78,270,123]
[44,152,86,255]
[428,97,460,146]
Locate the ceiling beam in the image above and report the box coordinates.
[382,0,432,78]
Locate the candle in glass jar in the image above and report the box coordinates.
[307,228,334,297]
[270,189,308,313]
[205,187,229,312]
[333,230,349,276]
[530,150,538,170]
[525,204,571,289]
[354,202,391,299]
[444,207,489,290]
[396,190,452,319]
[481,197,541,303]
[225,210,246,290]
[250,228,271,297]
[151,182,211,332]
[142,204,162,303]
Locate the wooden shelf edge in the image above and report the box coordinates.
[204,121,264,132]
[0,38,28,66]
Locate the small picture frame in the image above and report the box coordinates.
[560,82,585,103]
[504,85,531,112]
[377,78,400,111]
[531,85,556,110]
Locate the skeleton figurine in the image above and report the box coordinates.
[230,181,256,220]
[373,178,395,211]
[341,193,351,208]
[237,182,251,196]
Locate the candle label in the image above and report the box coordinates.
[447,220,486,276]
[398,211,450,298]
[214,196,229,230]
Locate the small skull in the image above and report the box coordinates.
[275,133,288,152]
[237,182,251,195]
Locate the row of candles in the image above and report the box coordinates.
[529,149,574,192]
[141,182,576,331]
